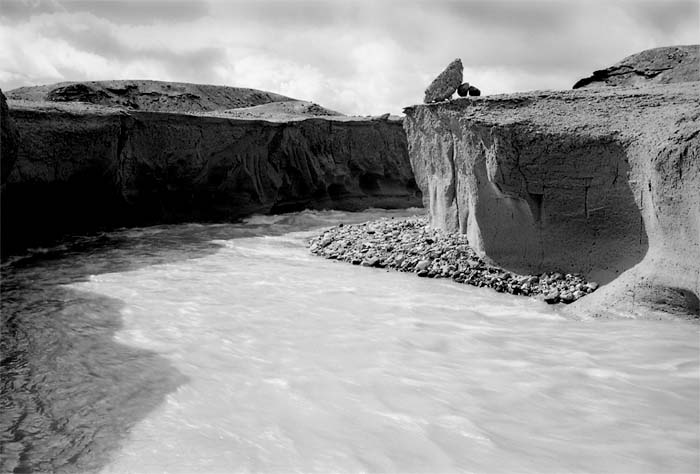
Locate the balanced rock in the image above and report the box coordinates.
[457,83,470,97]
[467,85,481,96]
[424,59,463,103]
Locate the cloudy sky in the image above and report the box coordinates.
[0,0,697,115]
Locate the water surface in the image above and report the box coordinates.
[1,209,698,473]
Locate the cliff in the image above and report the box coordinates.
[1,83,419,256]
[403,83,699,319]
[1,90,19,183]
[573,45,699,89]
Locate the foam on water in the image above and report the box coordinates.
[1,209,698,474]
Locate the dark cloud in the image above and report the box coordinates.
[0,0,65,22]
[62,0,210,24]
[42,18,226,82]
[624,0,699,36]
[214,0,358,28]
[442,0,573,31]
[0,0,209,24]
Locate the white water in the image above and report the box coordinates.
[2,210,698,473]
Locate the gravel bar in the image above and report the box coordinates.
[309,216,599,304]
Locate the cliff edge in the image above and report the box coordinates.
[403,82,699,319]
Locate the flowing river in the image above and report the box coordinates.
[1,209,698,474]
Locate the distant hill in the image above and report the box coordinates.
[6,80,298,114]
[573,44,699,89]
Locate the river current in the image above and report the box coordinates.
[1,209,698,474]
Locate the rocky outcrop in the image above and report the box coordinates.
[6,80,295,113]
[403,83,699,319]
[573,45,699,89]
[1,99,420,256]
[1,90,19,183]
[424,59,463,103]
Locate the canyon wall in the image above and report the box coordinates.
[403,83,699,318]
[2,101,419,255]
[1,90,19,183]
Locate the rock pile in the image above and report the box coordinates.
[457,83,481,97]
[309,216,598,304]
[424,59,463,103]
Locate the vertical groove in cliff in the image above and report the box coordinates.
[116,112,132,201]
[449,129,461,232]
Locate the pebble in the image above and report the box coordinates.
[309,216,598,304]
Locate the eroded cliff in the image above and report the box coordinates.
[403,83,699,318]
[2,100,419,255]
[1,90,19,183]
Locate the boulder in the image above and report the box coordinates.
[457,83,470,97]
[467,85,481,96]
[573,45,699,89]
[424,59,463,103]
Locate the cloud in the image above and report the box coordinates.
[1,0,209,24]
[1,0,698,115]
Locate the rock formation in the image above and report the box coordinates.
[1,89,20,184]
[573,45,699,89]
[457,83,470,97]
[467,86,481,96]
[424,59,463,103]
[403,81,699,319]
[1,82,420,256]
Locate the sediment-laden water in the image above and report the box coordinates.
[1,209,698,473]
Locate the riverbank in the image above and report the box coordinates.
[309,216,598,305]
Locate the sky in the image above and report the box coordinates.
[0,0,698,115]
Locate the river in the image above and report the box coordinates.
[1,209,698,473]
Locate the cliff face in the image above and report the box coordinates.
[1,90,19,183]
[403,83,699,318]
[2,101,419,255]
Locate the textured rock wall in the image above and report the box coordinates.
[1,90,19,183]
[2,103,420,255]
[404,84,700,318]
